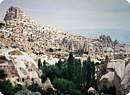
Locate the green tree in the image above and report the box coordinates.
[82,60,88,87]
[15,87,41,95]
[90,61,96,87]
[43,60,48,66]
[40,56,97,95]
[86,57,92,88]
[0,69,7,79]
[55,59,62,69]
[67,52,75,80]
[13,84,24,93]
[73,59,82,86]
[59,59,68,79]
[0,80,14,95]
[38,59,42,69]
[82,57,93,89]
[28,83,43,94]
[53,78,81,95]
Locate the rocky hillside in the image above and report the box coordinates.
[0,6,119,54]
[0,6,130,95]
[0,6,130,60]
[0,48,41,86]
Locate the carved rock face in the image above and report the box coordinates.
[0,48,40,86]
[4,6,28,22]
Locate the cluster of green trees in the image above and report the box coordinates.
[0,80,43,95]
[0,69,7,79]
[0,52,104,95]
[38,52,103,95]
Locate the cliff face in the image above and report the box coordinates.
[0,48,41,86]
[4,6,29,21]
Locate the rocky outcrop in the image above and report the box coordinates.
[0,48,41,86]
[0,6,130,94]
[120,61,130,94]
[4,6,29,22]
[61,37,83,51]
[0,6,99,55]
[42,78,56,91]
[0,6,130,61]
[60,36,92,52]
[88,87,97,95]
[99,58,130,95]
[99,35,114,48]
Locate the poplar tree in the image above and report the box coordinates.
[67,52,75,81]
[38,59,42,69]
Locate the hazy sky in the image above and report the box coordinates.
[0,0,130,43]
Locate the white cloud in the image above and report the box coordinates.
[126,0,130,4]
[0,0,4,4]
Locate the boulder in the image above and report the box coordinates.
[99,58,130,95]
[120,61,130,94]
[107,59,125,80]
[88,87,97,95]
[42,77,56,91]
[99,71,115,89]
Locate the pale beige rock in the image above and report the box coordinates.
[99,71,115,89]
[99,58,130,95]
[42,78,56,91]
[120,59,130,94]
[88,87,97,95]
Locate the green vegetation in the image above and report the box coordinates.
[27,83,43,94]
[0,53,105,95]
[0,80,43,95]
[15,87,41,95]
[13,84,24,93]
[0,80,14,95]
[38,59,42,69]
[39,53,103,95]
[0,69,7,79]
[53,78,82,95]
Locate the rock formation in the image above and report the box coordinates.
[0,6,130,94]
[4,6,28,21]
[99,35,114,48]
[0,6,129,60]
[99,58,130,95]
[42,77,56,91]
[0,48,41,86]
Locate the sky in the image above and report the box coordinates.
[0,0,130,44]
